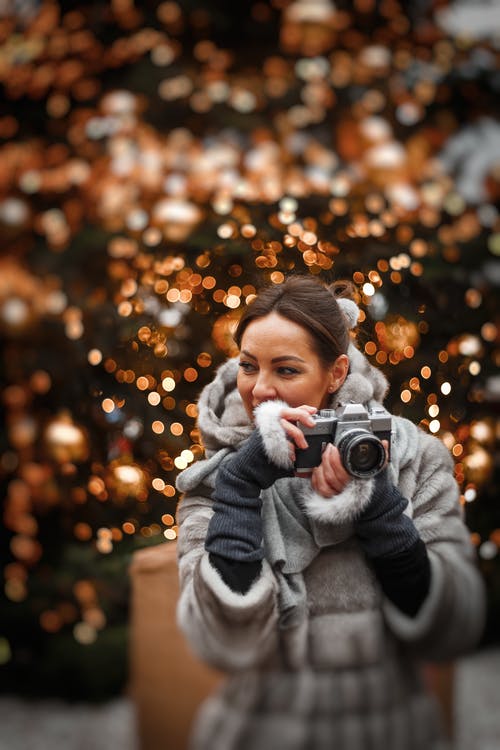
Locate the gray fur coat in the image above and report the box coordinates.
[175,344,485,750]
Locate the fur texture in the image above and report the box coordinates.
[175,340,486,750]
[299,477,374,524]
[254,399,293,469]
[196,358,252,456]
[337,297,360,329]
[337,344,389,405]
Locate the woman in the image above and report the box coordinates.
[175,275,485,750]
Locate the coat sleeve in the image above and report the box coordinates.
[382,427,486,660]
[175,488,280,671]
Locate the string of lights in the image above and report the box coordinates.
[0,0,498,698]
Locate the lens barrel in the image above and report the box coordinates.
[337,429,386,478]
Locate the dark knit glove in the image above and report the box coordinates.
[205,429,292,566]
[354,470,419,558]
[354,470,431,616]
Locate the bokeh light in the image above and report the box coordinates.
[0,0,498,699]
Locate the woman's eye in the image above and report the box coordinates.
[278,366,300,376]
[238,361,255,373]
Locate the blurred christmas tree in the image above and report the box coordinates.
[0,0,498,699]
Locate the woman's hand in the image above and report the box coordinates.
[311,443,352,497]
[278,406,389,498]
[311,439,390,498]
[278,404,318,457]
[278,405,351,497]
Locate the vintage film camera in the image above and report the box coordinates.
[294,403,392,479]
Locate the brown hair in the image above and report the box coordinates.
[234,276,356,366]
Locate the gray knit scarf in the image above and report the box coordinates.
[177,348,389,628]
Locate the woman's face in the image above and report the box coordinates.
[237,312,349,419]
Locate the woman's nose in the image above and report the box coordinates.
[252,372,277,404]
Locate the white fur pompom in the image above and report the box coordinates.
[299,477,374,524]
[254,400,293,469]
[337,298,360,329]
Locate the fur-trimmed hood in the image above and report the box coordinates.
[178,343,395,528]
[175,329,486,750]
[196,342,389,456]
[176,340,486,676]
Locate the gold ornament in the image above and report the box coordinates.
[43,413,89,464]
[106,459,149,501]
[462,443,494,487]
[377,316,420,354]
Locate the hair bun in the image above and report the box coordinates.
[336,298,360,329]
[330,279,356,300]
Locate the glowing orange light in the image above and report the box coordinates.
[185,403,198,418]
[409,239,428,257]
[167,288,180,303]
[196,353,212,368]
[189,273,202,287]
[40,610,62,633]
[74,523,93,541]
[162,377,176,392]
[184,368,198,382]
[136,376,149,391]
[88,477,105,496]
[377,259,389,272]
[102,398,115,413]
[88,349,102,365]
[155,280,169,294]
[118,301,133,317]
[481,323,497,342]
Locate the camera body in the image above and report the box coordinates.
[294,403,392,479]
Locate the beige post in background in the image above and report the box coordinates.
[129,542,223,750]
[422,661,455,741]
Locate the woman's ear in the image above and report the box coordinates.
[328,354,349,393]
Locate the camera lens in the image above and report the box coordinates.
[337,430,386,478]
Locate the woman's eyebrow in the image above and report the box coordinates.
[240,350,306,364]
[271,355,306,364]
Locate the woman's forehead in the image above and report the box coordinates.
[240,312,316,353]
